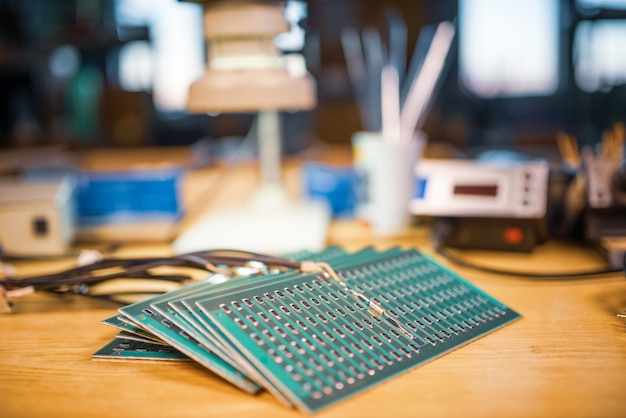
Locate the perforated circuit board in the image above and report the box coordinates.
[95,247,520,413]
[198,249,520,411]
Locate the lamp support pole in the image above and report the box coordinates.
[257,110,281,186]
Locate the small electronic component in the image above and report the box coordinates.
[98,246,521,413]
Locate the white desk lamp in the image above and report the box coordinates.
[173,1,330,254]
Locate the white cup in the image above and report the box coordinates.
[352,131,425,235]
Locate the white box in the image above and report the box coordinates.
[0,177,75,256]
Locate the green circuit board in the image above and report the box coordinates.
[196,249,520,412]
[95,247,521,413]
[101,314,165,344]
[92,338,189,361]
[118,278,262,394]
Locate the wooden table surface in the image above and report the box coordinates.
[1,153,626,418]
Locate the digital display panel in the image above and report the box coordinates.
[453,184,499,197]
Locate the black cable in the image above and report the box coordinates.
[1,258,206,290]
[187,249,301,269]
[0,249,302,293]
[44,289,181,306]
[431,219,623,279]
[433,240,622,280]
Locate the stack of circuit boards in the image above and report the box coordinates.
[94,247,521,413]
